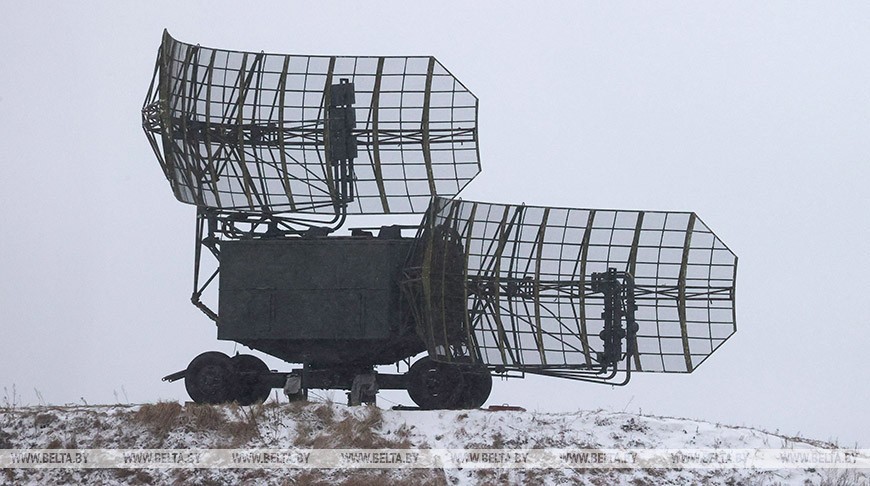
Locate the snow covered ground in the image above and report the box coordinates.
[0,401,866,485]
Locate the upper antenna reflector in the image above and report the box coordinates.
[142,31,480,215]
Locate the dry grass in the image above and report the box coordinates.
[129,401,270,447]
[133,401,183,441]
[294,402,335,447]
[185,403,226,430]
[0,429,12,448]
[292,403,415,450]
[620,417,650,434]
[286,470,333,485]
[477,468,557,486]
[168,468,226,486]
[330,469,448,486]
[33,412,56,429]
[820,468,869,486]
[6,403,866,485]
[490,431,504,449]
[394,423,413,443]
[310,406,386,449]
[312,401,336,423]
[113,468,154,485]
[294,418,315,446]
[2,385,19,411]
[223,403,264,446]
[285,398,310,413]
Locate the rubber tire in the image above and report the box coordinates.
[407,357,464,410]
[232,354,271,406]
[456,364,492,409]
[184,351,237,405]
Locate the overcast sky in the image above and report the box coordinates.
[1,2,867,446]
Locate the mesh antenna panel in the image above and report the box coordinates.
[403,197,737,381]
[143,31,480,217]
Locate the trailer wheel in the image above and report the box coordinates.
[407,357,464,410]
[185,352,238,404]
[232,354,271,406]
[456,364,492,409]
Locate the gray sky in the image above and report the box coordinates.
[1,2,868,446]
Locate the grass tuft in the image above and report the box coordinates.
[0,429,12,449]
[184,403,226,431]
[33,412,56,429]
[223,403,264,446]
[312,402,336,424]
[133,401,182,442]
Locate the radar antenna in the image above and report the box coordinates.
[142,31,738,406]
[143,29,480,236]
[402,197,737,385]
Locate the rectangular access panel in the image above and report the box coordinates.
[217,237,414,342]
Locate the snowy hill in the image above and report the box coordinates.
[1,401,866,485]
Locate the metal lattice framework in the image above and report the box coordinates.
[405,197,737,379]
[143,30,480,218]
